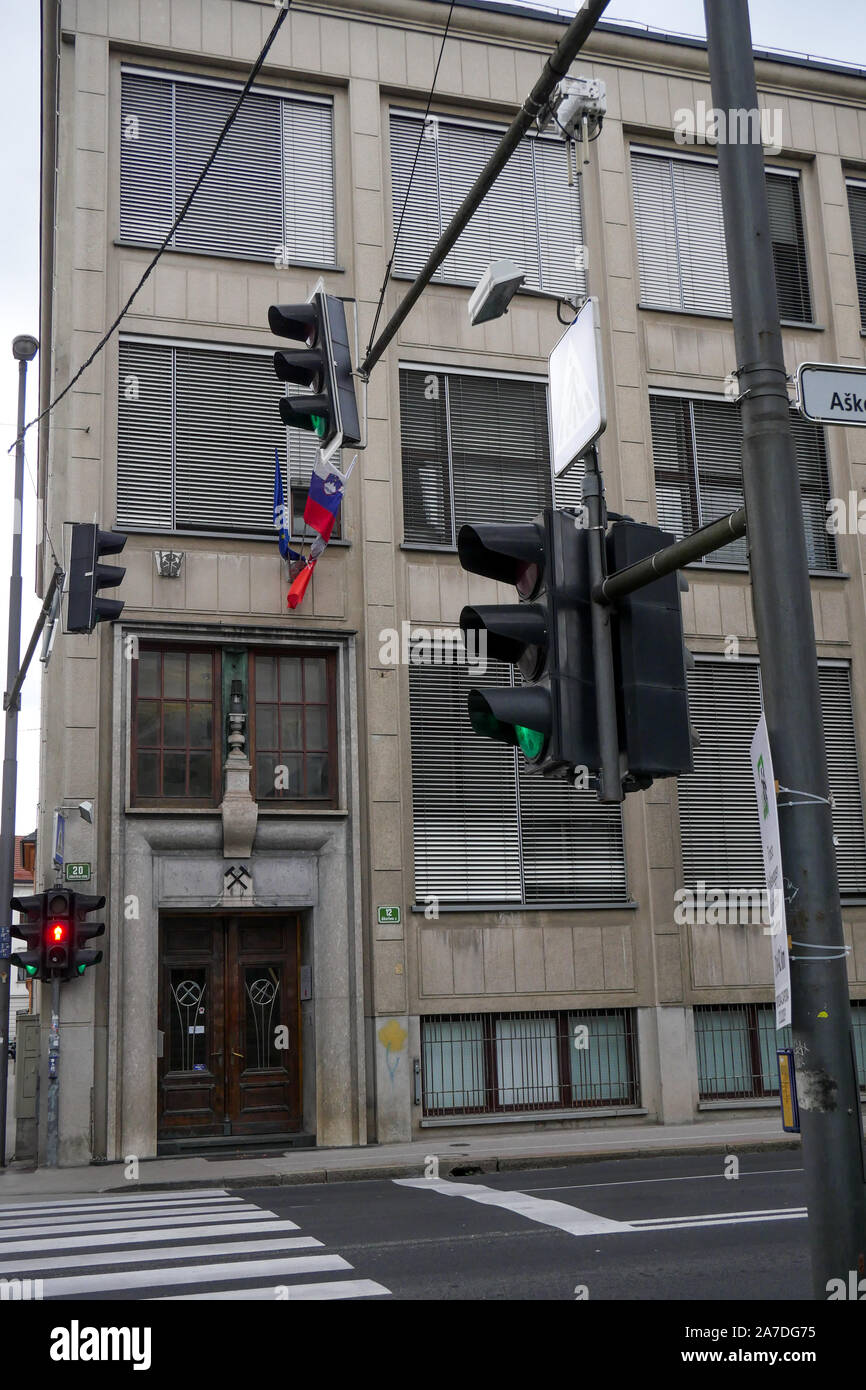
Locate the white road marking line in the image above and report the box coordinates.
[396,1178,807,1238]
[42,1253,351,1298]
[0,1221,291,1256]
[0,1235,322,1274]
[155,1278,391,1301]
[631,1205,807,1227]
[0,1201,246,1230]
[522,1168,804,1193]
[0,1192,237,1215]
[0,1209,284,1240]
[394,1177,630,1235]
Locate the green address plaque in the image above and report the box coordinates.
[377,906,401,925]
[64,862,92,882]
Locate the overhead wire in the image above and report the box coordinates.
[364,1,457,364]
[7,0,293,456]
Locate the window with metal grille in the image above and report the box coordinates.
[408,651,627,905]
[695,1004,792,1099]
[389,110,586,297]
[421,1008,639,1116]
[649,393,836,572]
[631,148,812,322]
[846,179,866,332]
[400,366,577,547]
[120,68,336,266]
[679,658,866,897]
[117,337,335,537]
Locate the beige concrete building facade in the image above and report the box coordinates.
[34,0,866,1164]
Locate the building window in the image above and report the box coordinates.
[846,178,866,332]
[389,110,586,297]
[421,1009,639,1116]
[133,647,218,805]
[400,367,581,547]
[649,393,836,572]
[631,148,812,323]
[695,1004,791,1099]
[250,652,337,806]
[678,659,866,898]
[408,653,627,905]
[117,338,336,538]
[120,69,336,266]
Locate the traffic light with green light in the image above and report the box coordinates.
[458,510,599,776]
[71,893,106,975]
[9,893,45,980]
[269,289,361,454]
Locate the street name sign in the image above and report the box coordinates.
[796,361,866,427]
[548,296,606,476]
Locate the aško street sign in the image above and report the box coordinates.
[796,361,866,427]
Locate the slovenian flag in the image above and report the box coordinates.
[303,455,350,545]
[273,449,301,563]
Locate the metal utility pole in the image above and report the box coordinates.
[0,334,39,1167]
[360,0,610,376]
[705,0,866,1297]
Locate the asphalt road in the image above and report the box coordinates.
[0,1149,813,1301]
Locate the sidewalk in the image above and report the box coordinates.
[0,1113,798,1202]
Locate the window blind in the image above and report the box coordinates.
[117,338,320,534]
[408,653,627,905]
[631,150,812,322]
[390,111,585,297]
[679,659,866,896]
[120,70,336,266]
[846,180,866,333]
[400,368,553,546]
[649,393,836,571]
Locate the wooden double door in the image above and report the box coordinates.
[158,914,301,1141]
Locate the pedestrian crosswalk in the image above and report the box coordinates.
[0,1188,390,1300]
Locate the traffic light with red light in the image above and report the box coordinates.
[43,890,73,979]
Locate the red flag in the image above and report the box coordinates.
[287,559,316,610]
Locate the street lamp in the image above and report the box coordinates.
[0,333,39,1166]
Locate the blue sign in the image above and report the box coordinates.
[0,928,10,960]
[53,812,65,868]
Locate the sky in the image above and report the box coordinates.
[0,0,864,834]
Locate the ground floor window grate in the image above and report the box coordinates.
[421,1008,639,1117]
[695,1003,792,1099]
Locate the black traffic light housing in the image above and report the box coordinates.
[9,893,45,979]
[71,893,106,975]
[42,889,74,979]
[606,519,693,783]
[458,510,599,776]
[67,523,127,634]
[269,288,361,454]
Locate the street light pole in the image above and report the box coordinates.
[0,333,38,1166]
[705,0,866,1298]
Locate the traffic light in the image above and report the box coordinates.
[269,289,361,455]
[67,523,127,634]
[71,893,106,975]
[458,509,599,776]
[605,519,693,784]
[9,892,45,979]
[42,889,73,979]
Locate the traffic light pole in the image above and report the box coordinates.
[705,0,866,1297]
[45,977,60,1168]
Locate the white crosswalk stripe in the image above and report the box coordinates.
[0,1190,391,1301]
